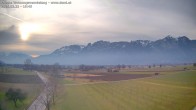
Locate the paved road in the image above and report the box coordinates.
[27,71,52,110]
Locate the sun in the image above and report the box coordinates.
[19,23,39,41]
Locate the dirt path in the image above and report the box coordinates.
[27,71,51,110]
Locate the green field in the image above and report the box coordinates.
[52,69,196,110]
[0,67,42,110]
[0,67,35,75]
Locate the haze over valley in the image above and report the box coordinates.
[0,36,196,65]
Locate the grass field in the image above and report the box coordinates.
[52,67,196,110]
[0,67,43,110]
[0,67,35,75]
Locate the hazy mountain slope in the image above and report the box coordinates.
[1,36,195,65]
[34,36,196,65]
[0,52,31,64]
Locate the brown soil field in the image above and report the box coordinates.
[66,73,153,81]
[0,74,42,83]
[65,73,102,77]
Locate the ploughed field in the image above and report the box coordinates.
[0,74,42,83]
[66,73,152,81]
[53,66,196,110]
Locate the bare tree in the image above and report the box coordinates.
[0,102,2,110]
[49,77,58,105]
[51,63,60,77]
[41,87,51,110]
[193,63,196,67]
[24,59,32,71]
[49,63,61,104]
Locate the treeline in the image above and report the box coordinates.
[1,58,196,73]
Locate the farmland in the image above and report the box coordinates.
[0,67,43,110]
[52,65,196,110]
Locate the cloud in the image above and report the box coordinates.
[0,26,51,54]
[0,44,49,54]
[0,0,196,55]
[0,25,21,44]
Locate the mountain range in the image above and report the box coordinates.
[0,52,30,64]
[1,36,196,65]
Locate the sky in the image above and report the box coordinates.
[0,0,196,55]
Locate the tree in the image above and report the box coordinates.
[193,63,196,67]
[41,88,51,110]
[48,63,61,104]
[0,102,2,110]
[24,59,32,71]
[50,83,56,105]
[5,88,26,107]
[0,64,8,73]
[47,76,58,105]
[51,63,60,77]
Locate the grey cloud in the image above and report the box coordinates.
[0,25,21,44]
[190,0,196,23]
[1,0,196,55]
[130,0,196,22]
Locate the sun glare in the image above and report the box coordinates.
[19,23,39,41]
[31,54,40,58]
